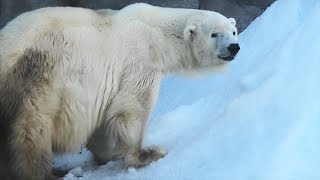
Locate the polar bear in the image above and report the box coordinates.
[0,3,239,180]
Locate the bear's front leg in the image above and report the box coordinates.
[124,145,167,168]
[105,94,167,168]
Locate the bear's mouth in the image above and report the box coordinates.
[218,55,235,61]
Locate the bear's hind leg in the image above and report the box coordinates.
[9,110,57,180]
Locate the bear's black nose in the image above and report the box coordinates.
[227,43,240,56]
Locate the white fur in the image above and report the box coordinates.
[229,18,236,26]
[0,3,238,166]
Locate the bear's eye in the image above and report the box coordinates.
[211,33,218,38]
[233,31,236,36]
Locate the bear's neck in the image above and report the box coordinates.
[122,4,201,74]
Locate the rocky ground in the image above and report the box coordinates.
[0,0,275,32]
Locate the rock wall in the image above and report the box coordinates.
[0,0,275,32]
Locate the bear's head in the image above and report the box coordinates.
[184,12,240,70]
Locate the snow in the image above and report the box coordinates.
[68,167,84,177]
[54,0,320,179]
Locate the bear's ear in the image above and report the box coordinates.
[229,18,236,26]
[184,26,196,41]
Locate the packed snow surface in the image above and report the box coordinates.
[54,0,320,179]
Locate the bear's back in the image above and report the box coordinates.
[0,6,113,74]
